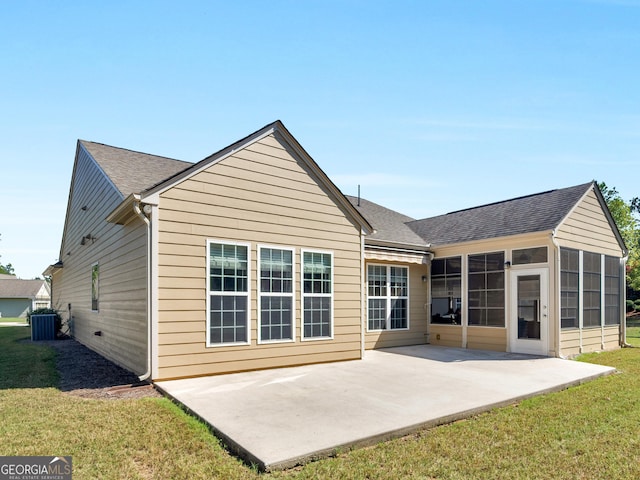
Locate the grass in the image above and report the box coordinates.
[626,326,640,346]
[627,313,640,346]
[1,327,639,479]
[0,316,27,323]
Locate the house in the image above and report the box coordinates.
[0,274,51,318]
[45,121,627,381]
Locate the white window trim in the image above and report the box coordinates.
[206,239,251,348]
[257,244,296,344]
[301,248,334,341]
[91,262,99,312]
[366,263,410,332]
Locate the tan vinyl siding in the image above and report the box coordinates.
[52,146,148,374]
[556,189,623,256]
[581,327,604,353]
[429,325,463,348]
[560,326,621,356]
[467,326,507,351]
[364,261,429,349]
[560,329,581,357]
[155,134,362,379]
[603,325,620,350]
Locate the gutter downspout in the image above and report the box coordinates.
[551,230,564,358]
[621,254,631,348]
[360,231,366,359]
[134,199,152,381]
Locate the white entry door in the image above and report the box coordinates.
[510,268,549,355]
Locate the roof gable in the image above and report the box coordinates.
[141,120,373,234]
[0,278,49,299]
[80,141,192,197]
[407,182,594,246]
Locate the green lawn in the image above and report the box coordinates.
[1,327,639,479]
[0,317,26,323]
[626,326,640,347]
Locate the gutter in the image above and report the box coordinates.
[133,197,153,382]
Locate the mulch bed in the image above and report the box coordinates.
[37,336,162,400]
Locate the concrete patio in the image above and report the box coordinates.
[155,345,615,471]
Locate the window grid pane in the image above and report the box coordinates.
[467,252,505,327]
[605,256,621,326]
[210,243,248,293]
[303,252,331,294]
[210,295,247,344]
[259,247,294,341]
[367,265,387,297]
[367,265,409,330]
[583,252,601,328]
[208,242,249,345]
[303,297,331,338]
[303,252,333,338]
[260,296,293,341]
[368,298,387,330]
[560,248,580,329]
[431,256,462,325]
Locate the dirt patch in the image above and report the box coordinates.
[37,337,162,400]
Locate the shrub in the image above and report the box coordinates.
[635,299,640,311]
[26,308,62,336]
[627,300,636,312]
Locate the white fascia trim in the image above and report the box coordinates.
[143,128,276,200]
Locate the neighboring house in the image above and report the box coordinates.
[0,274,51,318]
[45,121,627,381]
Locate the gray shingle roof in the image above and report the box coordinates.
[346,196,428,247]
[0,278,49,299]
[407,182,594,246]
[80,141,193,197]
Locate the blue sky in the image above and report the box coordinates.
[1,0,639,279]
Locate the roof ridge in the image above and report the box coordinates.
[345,195,416,222]
[79,140,193,165]
[413,181,593,220]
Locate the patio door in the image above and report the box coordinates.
[510,268,548,355]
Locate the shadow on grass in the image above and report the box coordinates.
[0,327,58,389]
[0,327,145,392]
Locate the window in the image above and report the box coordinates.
[430,257,462,325]
[512,247,548,265]
[91,263,99,311]
[560,248,579,329]
[468,252,505,327]
[259,246,294,342]
[367,264,409,330]
[605,256,621,326]
[207,241,249,346]
[583,251,602,328]
[302,250,333,339]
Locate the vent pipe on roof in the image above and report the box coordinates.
[357,185,361,207]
